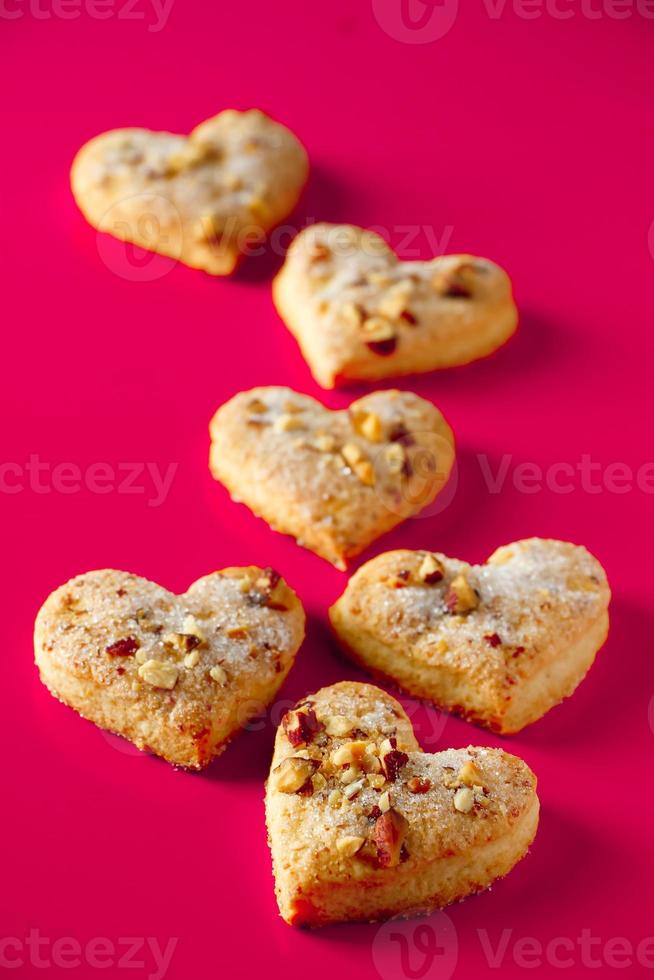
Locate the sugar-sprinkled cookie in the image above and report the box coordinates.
[71,109,308,275]
[273,223,518,387]
[265,682,539,926]
[209,386,455,569]
[330,539,610,733]
[34,567,305,768]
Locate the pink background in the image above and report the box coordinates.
[3,2,653,978]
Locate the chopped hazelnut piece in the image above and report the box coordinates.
[373,809,408,868]
[343,778,366,800]
[247,398,267,415]
[163,631,202,653]
[379,790,391,813]
[457,761,483,786]
[407,777,432,794]
[271,756,318,794]
[368,773,387,790]
[336,835,365,857]
[445,574,479,614]
[106,636,140,657]
[323,715,356,737]
[379,738,409,782]
[418,554,445,584]
[341,443,364,468]
[341,443,375,487]
[209,665,228,685]
[331,741,381,775]
[453,787,475,813]
[182,615,205,642]
[274,412,304,433]
[283,706,323,747]
[184,650,200,669]
[352,410,383,443]
[137,659,178,690]
[311,772,327,792]
[328,789,342,808]
[313,432,337,453]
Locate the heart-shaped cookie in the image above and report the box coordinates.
[34,567,305,768]
[265,682,539,926]
[273,223,518,387]
[209,387,455,569]
[71,109,308,275]
[330,539,610,733]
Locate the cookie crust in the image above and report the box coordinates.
[273,223,518,387]
[35,567,305,768]
[329,539,610,733]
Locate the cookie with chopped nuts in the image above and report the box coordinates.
[208,386,455,569]
[330,539,610,733]
[272,223,518,388]
[71,109,308,275]
[265,682,539,926]
[34,567,305,768]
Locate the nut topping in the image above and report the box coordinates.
[271,756,319,794]
[283,705,324,747]
[418,553,444,584]
[137,659,179,690]
[445,574,479,614]
[343,778,366,800]
[182,615,205,641]
[352,409,383,444]
[313,432,337,453]
[106,636,140,657]
[379,738,409,782]
[373,809,408,868]
[336,835,365,857]
[331,740,380,772]
[184,650,200,668]
[457,760,483,787]
[209,665,228,685]
[407,777,432,794]
[274,412,304,433]
[323,715,356,737]
[453,787,475,813]
[341,443,375,487]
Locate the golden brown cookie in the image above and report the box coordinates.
[71,109,308,275]
[265,682,539,926]
[208,386,455,569]
[330,539,610,733]
[35,567,305,768]
[273,223,518,387]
